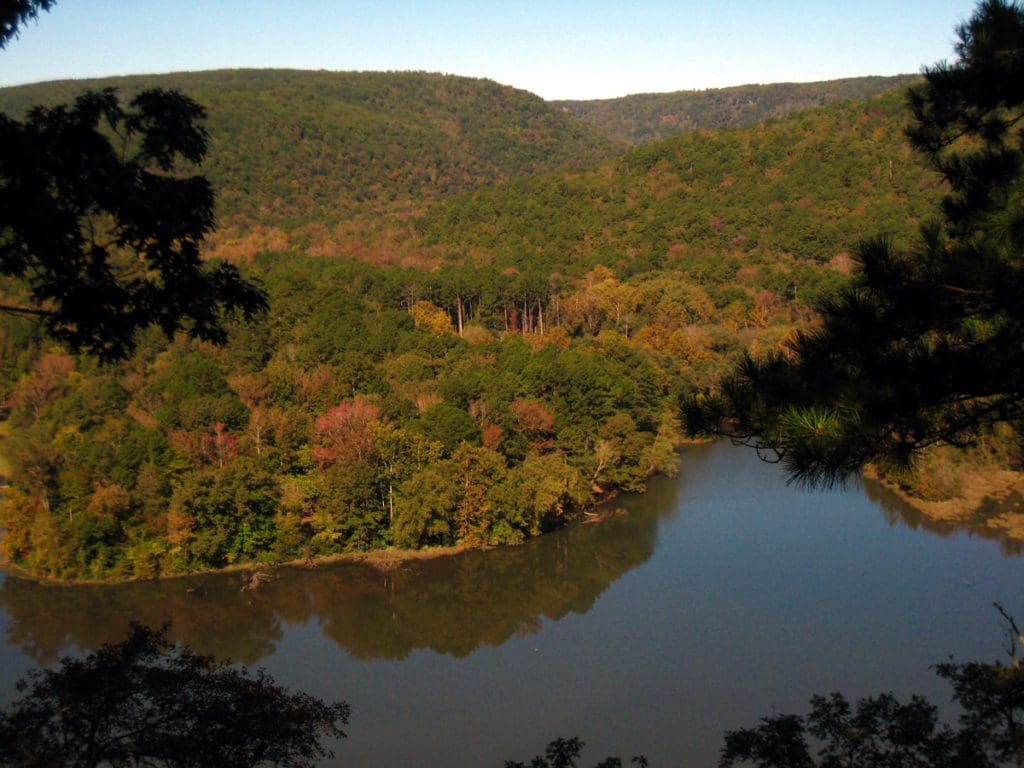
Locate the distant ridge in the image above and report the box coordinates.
[0,69,623,223]
[422,87,940,275]
[0,69,931,264]
[551,74,922,144]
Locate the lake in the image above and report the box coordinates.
[1,441,1022,767]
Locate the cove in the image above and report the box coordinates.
[1,441,1022,767]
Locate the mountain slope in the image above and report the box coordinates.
[0,69,624,225]
[419,88,942,277]
[0,74,963,582]
[552,74,921,144]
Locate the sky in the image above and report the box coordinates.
[1,1,982,101]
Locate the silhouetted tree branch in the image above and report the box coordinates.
[720,604,1024,768]
[0,624,349,768]
[0,87,268,360]
[505,737,648,768]
[0,1,267,360]
[0,0,54,48]
[684,0,1024,486]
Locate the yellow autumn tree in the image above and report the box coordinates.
[409,300,454,335]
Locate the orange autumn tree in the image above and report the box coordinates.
[313,397,382,467]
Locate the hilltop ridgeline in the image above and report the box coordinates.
[552,74,921,144]
[0,69,624,223]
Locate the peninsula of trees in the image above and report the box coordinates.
[0,69,1004,581]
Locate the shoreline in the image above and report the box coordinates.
[0,542,477,588]
[0,449,659,588]
[864,465,1024,542]
[0,489,633,587]
[11,445,1023,587]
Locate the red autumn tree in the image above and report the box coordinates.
[313,397,382,467]
[509,398,556,452]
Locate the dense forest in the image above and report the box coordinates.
[553,74,921,144]
[0,71,621,228]
[0,70,998,581]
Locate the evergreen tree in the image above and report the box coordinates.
[686,0,1024,485]
[0,1,53,47]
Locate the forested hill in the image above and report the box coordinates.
[0,72,957,583]
[0,70,925,266]
[421,87,941,276]
[0,69,623,223]
[552,74,921,144]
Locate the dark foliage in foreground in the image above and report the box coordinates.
[516,609,1024,768]
[0,86,267,359]
[721,605,1024,767]
[0,0,54,48]
[685,0,1024,486]
[0,624,349,768]
[505,737,648,768]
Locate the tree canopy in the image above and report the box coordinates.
[0,624,349,768]
[685,0,1024,485]
[0,1,267,359]
[0,87,268,359]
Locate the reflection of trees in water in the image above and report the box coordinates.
[0,483,671,664]
[861,476,1024,557]
[0,572,285,665]
[301,508,661,660]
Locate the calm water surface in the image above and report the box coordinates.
[1,441,1023,767]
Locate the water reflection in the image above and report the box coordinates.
[3,445,1024,768]
[0,475,677,665]
[862,476,1024,557]
[4,454,1023,671]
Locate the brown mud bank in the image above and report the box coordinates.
[864,465,1024,544]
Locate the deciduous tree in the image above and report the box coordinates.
[0,624,349,768]
[0,2,267,359]
[312,397,381,467]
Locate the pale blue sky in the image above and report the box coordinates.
[1,1,980,100]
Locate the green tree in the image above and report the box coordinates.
[168,458,279,569]
[414,401,481,455]
[392,462,460,548]
[686,0,1024,485]
[368,422,442,526]
[489,453,587,542]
